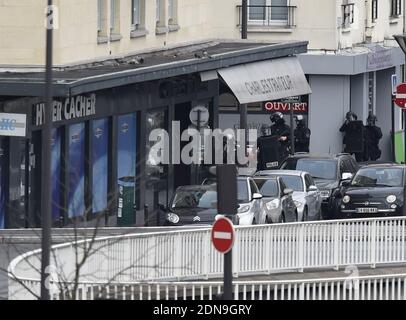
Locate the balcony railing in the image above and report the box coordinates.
[237,5,296,28]
[342,3,355,28]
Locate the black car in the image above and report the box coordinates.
[163,184,219,226]
[339,164,406,218]
[279,153,359,219]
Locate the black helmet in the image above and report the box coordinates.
[345,111,357,121]
[367,113,377,125]
[295,115,304,123]
[270,112,283,123]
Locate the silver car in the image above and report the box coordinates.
[236,176,266,225]
[252,176,297,223]
[254,170,322,221]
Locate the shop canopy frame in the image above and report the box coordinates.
[0,41,308,98]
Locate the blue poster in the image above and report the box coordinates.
[51,128,61,221]
[68,123,85,218]
[92,118,108,214]
[0,144,5,229]
[117,113,136,203]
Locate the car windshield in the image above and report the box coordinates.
[237,180,250,203]
[295,159,337,180]
[171,189,217,209]
[253,179,278,197]
[351,168,404,187]
[264,175,304,192]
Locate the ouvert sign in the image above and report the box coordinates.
[34,93,96,126]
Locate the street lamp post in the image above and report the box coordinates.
[393,34,406,164]
[40,0,54,300]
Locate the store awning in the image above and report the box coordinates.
[217,56,311,104]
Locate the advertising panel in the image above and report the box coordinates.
[51,128,61,221]
[68,122,85,218]
[92,118,109,214]
[117,114,137,225]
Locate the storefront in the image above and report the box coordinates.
[0,40,310,228]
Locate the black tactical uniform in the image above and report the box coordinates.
[339,111,364,161]
[294,115,311,152]
[364,114,382,161]
[270,112,291,161]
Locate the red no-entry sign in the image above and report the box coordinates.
[395,83,406,108]
[211,217,235,254]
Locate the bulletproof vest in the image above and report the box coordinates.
[257,135,280,170]
[344,120,365,153]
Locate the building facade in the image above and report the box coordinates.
[0,1,312,228]
[217,0,406,160]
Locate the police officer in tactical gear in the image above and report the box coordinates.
[364,113,382,161]
[294,115,311,152]
[270,112,291,160]
[339,111,364,161]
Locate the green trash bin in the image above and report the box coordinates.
[117,176,136,226]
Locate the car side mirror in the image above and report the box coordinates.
[341,172,353,180]
[308,185,318,192]
[252,193,263,200]
[283,188,293,195]
[341,180,351,187]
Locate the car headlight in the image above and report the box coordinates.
[266,199,280,210]
[238,205,250,213]
[342,195,350,204]
[293,200,303,207]
[320,190,331,198]
[386,195,397,203]
[167,213,179,224]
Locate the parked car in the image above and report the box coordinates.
[235,176,266,225]
[163,177,264,226]
[338,164,406,218]
[252,176,297,223]
[163,184,218,226]
[254,170,322,221]
[279,153,359,219]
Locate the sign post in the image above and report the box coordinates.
[214,165,237,300]
[394,83,406,163]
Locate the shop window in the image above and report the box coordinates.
[68,123,86,218]
[0,140,5,229]
[92,119,109,214]
[146,109,168,212]
[51,128,61,222]
[117,114,137,226]
[219,93,239,112]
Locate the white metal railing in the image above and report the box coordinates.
[19,273,406,300]
[8,217,406,299]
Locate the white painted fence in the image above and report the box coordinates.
[8,217,406,300]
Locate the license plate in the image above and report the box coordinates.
[356,207,378,213]
[266,161,279,168]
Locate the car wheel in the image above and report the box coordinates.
[302,207,308,222]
